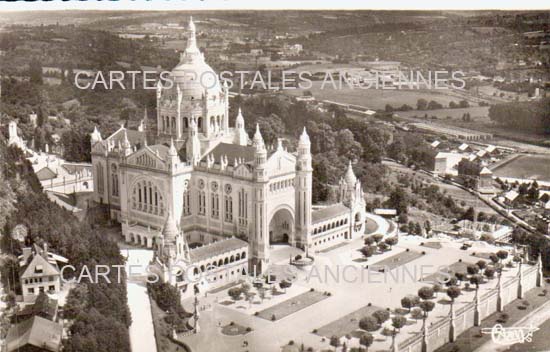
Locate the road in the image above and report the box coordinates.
[122,249,158,352]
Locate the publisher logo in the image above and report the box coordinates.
[481,324,539,345]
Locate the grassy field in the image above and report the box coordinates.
[492,154,550,182]
[315,304,383,338]
[370,250,423,271]
[285,81,479,110]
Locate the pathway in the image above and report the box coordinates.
[121,249,157,352]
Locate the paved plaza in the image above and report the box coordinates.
[177,232,526,352]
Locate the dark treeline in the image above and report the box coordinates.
[0,137,131,352]
[489,97,550,134]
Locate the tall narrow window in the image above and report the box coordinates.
[183,191,191,216]
[111,164,118,197]
[224,196,233,222]
[198,191,206,215]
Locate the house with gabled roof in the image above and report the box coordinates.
[5,315,62,352]
[19,244,68,302]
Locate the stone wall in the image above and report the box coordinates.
[399,264,540,352]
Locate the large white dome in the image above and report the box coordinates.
[170,17,221,98]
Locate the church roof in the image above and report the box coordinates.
[61,163,90,175]
[148,144,171,160]
[5,316,62,352]
[203,143,256,166]
[312,203,349,224]
[189,237,247,263]
[107,127,146,147]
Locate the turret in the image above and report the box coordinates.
[233,108,248,146]
[162,209,179,243]
[168,138,180,170]
[122,130,133,156]
[186,118,201,165]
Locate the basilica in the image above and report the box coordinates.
[90,18,367,295]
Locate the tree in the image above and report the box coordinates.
[373,234,384,243]
[372,309,390,324]
[329,335,340,351]
[466,265,480,276]
[385,187,409,214]
[469,274,483,295]
[417,98,428,110]
[378,242,389,252]
[484,267,495,279]
[496,250,509,262]
[401,296,415,312]
[447,286,461,303]
[64,284,89,320]
[455,272,467,285]
[459,100,470,108]
[457,159,481,177]
[279,280,292,293]
[419,300,435,318]
[418,286,434,300]
[359,332,374,352]
[359,316,379,332]
[364,236,375,246]
[462,207,476,222]
[476,260,487,272]
[228,287,242,300]
[391,315,407,332]
[385,237,398,249]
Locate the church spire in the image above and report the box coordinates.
[344,160,357,186]
[236,108,245,128]
[234,108,248,146]
[162,209,179,242]
[252,123,265,150]
[185,16,199,54]
[168,138,178,156]
[91,126,102,144]
[122,129,132,156]
[299,127,310,145]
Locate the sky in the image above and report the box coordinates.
[0,0,549,12]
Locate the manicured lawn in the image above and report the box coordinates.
[315,304,383,338]
[221,322,251,336]
[256,290,328,321]
[369,250,423,271]
[422,241,443,250]
[364,218,380,235]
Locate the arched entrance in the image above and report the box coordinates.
[269,208,294,244]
